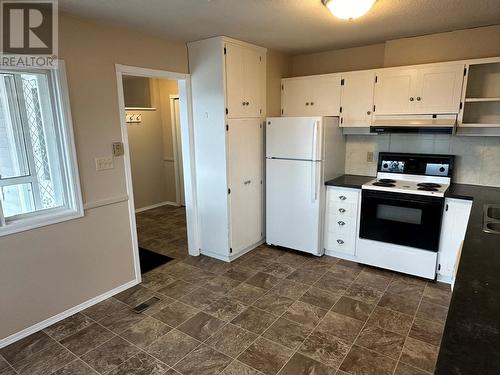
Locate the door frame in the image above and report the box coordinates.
[115,64,200,281]
[169,94,185,206]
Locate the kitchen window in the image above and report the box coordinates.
[0,64,82,236]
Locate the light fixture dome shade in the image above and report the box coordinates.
[323,0,376,20]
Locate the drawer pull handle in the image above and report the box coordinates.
[338,221,345,226]
[338,208,346,213]
[337,239,344,245]
[339,195,347,200]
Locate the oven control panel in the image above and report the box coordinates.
[381,160,405,173]
[378,153,454,177]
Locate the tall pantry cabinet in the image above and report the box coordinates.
[188,37,266,261]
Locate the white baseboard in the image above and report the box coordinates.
[135,201,178,213]
[324,249,358,262]
[0,278,139,349]
[200,239,265,263]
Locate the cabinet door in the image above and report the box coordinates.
[282,78,311,116]
[340,71,375,127]
[414,64,464,114]
[374,69,417,114]
[228,118,263,255]
[310,75,341,116]
[225,43,246,118]
[243,48,263,118]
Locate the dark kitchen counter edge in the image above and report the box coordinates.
[325,176,500,375]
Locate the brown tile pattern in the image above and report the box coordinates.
[1,206,451,375]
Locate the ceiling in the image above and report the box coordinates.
[59,0,500,54]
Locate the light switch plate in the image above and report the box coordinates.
[112,142,124,156]
[95,156,114,171]
[367,151,374,163]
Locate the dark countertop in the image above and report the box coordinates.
[436,183,500,375]
[325,175,500,374]
[325,174,374,189]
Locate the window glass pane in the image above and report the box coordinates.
[1,183,35,217]
[0,75,30,179]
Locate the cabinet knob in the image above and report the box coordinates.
[242,101,246,106]
[339,195,347,200]
[409,97,414,101]
[416,97,421,101]
[246,101,250,105]
[310,102,314,106]
[244,180,251,185]
[305,102,310,106]
[338,208,346,213]
[337,239,344,245]
[367,111,371,115]
[338,221,346,226]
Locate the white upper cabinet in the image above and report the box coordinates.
[374,64,464,115]
[340,71,375,127]
[282,74,341,116]
[225,42,264,118]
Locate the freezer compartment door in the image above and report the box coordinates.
[266,117,323,161]
[266,158,322,255]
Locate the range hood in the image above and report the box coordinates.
[371,114,457,134]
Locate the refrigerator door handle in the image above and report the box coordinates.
[312,120,319,160]
[311,161,320,202]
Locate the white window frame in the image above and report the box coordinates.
[0,61,83,236]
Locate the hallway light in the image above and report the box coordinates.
[322,0,376,20]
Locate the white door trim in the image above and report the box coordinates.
[115,65,200,276]
[169,94,185,206]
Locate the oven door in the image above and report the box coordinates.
[359,189,444,251]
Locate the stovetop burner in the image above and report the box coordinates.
[378,178,396,183]
[418,187,439,192]
[417,182,442,188]
[373,182,396,187]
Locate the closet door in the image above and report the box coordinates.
[227,118,263,255]
[225,42,246,118]
[243,47,263,118]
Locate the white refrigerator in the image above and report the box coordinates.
[266,117,345,255]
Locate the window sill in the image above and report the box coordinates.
[0,208,84,237]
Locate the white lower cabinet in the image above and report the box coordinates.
[437,198,473,284]
[324,186,360,259]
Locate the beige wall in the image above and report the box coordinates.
[126,79,179,209]
[0,13,188,340]
[291,24,500,76]
[266,49,292,116]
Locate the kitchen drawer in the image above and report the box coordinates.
[329,201,358,218]
[325,234,355,255]
[327,214,357,235]
[327,188,359,204]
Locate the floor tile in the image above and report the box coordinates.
[408,318,444,346]
[106,352,169,375]
[81,336,139,374]
[316,311,364,343]
[0,331,55,364]
[332,296,374,322]
[394,362,430,375]
[339,345,397,375]
[99,307,146,334]
[299,330,350,368]
[205,276,241,295]
[378,292,420,316]
[239,255,270,271]
[279,352,336,375]
[120,316,172,348]
[0,358,9,371]
[206,324,258,357]
[115,285,156,307]
[245,272,281,290]
[283,301,328,329]
[174,344,232,375]
[366,306,413,336]
[142,296,176,316]
[262,263,296,278]
[400,337,439,373]
[270,280,310,300]
[299,288,341,310]
[231,306,277,334]
[180,287,222,309]
[178,312,225,341]
[262,317,311,349]
[254,293,294,315]
[315,272,353,294]
[0,366,17,375]
[221,360,261,375]
[344,283,383,304]
[355,270,392,291]
[82,298,127,322]
[387,279,425,297]
[204,297,247,321]
[238,337,293,375]
[13,343,75,375]
[227,283,267,305]
[146,329,199,366]
[60,323,114,356]
[422,284,451,307]
[224,266,257,282]
[52,359,96,375]
[286,268,324,285]
[355,325,405,359]
[329,264,362,281]
[416,300,449,324]
[158,280,198,299]
[152,301,198,327]
[43,313,94,341]
[140,269,177,291]
[276,252,310,268]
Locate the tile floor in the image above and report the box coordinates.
[0,206,452,375]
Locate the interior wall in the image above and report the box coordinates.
[0,12,188,341]
[266,49,292,116]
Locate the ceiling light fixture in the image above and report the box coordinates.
[322,0,376,20]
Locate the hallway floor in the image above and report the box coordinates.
[0,206,451,375]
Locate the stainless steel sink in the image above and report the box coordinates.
[483,205,500,234]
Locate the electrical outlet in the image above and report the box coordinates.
[95,156,114,171]
[367,151,374,163]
